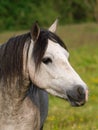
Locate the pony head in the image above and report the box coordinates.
[27,20,88,106]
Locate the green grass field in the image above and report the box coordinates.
[0,23,98,130]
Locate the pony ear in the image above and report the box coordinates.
[49,19,58,32]
[31,22,40,41]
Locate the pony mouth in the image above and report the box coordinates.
[67,94,85,107]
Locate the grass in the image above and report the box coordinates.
[0,23,98,130]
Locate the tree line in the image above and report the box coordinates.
[0,0,98,30]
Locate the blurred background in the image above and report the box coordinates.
[0,0,98,30]
[0,0,98,130]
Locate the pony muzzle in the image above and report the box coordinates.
[66,85,88,107]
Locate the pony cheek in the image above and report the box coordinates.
[29,69,50,89]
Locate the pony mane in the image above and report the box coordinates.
[33,29,68,69]
[0,32,31,83]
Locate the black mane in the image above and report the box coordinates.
[0,32,31,83]
[0,29,67,83]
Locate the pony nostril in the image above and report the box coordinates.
[77,86,85,95]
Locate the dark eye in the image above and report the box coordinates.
[42,57,52,65]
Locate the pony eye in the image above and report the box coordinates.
[42,57,52,65]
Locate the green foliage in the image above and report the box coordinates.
[0,0,97,30]
[53,0,95,24]
[0,0,58,30]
